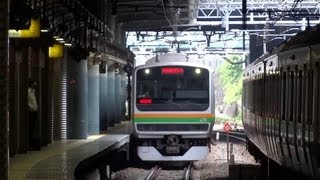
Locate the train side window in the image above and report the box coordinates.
[289,70,294,122]
[281,70,286,121]
[297,70,303,123]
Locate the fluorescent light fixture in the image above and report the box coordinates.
[56,38,64,41]
[41,29,49,32]
[231,29,275,32]
[65,43,72,47]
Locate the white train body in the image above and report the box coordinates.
[132,53,215,161]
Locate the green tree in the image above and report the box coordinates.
[217,56,243,105]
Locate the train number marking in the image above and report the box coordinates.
[200,117,207,122]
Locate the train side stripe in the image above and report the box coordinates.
[133,114,215,118]
[134,117,215,123]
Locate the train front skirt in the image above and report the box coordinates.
[137,146,209,161]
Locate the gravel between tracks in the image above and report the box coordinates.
[193,141,259,179]
[112,141,258,180]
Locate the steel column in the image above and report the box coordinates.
[0,0,9,178]
[115,21,121,44]
[109,14,116,43]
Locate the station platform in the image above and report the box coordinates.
[9,121,133,180]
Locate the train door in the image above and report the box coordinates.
[280,68,291,166]
[303,64,315,175]
[249,76,255,143]
[310,62,320,176]
[286,67,299,168]
[273,67,282,163]
[269,69,278,159]
[264,67,271,157]
[298,64,311,175]
[255,68,267,153]
[255,71,262,151]
[291,65,302,171]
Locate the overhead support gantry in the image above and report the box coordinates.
[197,0,320,29]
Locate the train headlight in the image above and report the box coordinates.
[195,68,201,74]
[144,69,150,74]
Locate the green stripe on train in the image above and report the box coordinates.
[134,117,215,123]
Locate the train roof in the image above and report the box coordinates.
[145,53,188,65]
[143,53,211,67]
[249,24,320,66]
[281,24,320,51]
[134,53,213,72]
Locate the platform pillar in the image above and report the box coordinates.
[0,0,9,178]
[115,72,121,123]
[115,23,123,45]
[120,71,127,121]
[99,62,108,131]
[88,63,99,135]
[67,58,88,139]
[107,64,115,127]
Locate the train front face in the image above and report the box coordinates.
[133,64,214,161]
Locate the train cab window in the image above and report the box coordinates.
[135,66,210,111]
[131,47,140,52]
[145,48,153,52]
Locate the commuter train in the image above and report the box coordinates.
[243,25,320,178]
[132,53,215,161]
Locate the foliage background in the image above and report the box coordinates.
[216,56,243,124]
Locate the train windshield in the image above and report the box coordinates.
[135,66,210,111]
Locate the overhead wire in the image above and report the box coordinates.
[162,0,178,42]
[223,57,245,65]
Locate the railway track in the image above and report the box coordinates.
[145,165,161,180]
[212,130,247,145]
[144,162,193,180]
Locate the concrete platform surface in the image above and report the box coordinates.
[9,122,132,180]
